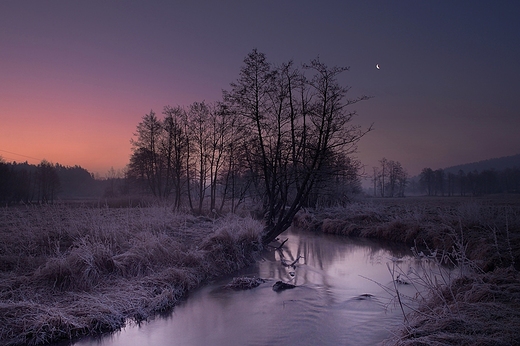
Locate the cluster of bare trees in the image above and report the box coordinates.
[371,158,408,197]
[128,50,371,242]
[127,102,250,214]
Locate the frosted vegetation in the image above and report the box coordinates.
[0,204,263,345]
[294,197,520,345]
[1,196,519,345]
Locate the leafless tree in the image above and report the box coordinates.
[225,50,371,243]
[375,158,408,197]
[129,110,169,198]
[162,105,188,209]
[185,101,212,213]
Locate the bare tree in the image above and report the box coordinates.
[162,105,188,209]
[206,103,232,212]
[129,110,167,198]
[307,151,362,206]
[375,158,407,197]
[225,50,371,243]
[389,160,407,197]
[372,166,379,197]
[186,101,213,213]
[217,104,250,213]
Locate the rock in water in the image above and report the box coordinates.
[272,281,296,292]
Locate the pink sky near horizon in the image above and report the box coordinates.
[1,1,519,178]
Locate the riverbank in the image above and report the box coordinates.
[0,205,263,346]
[2,197,519,345]
[294,196,520,345]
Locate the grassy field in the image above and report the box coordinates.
[2,195,519,345]
[294,195,520,345]
[0,204,263,345]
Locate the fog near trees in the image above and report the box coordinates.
[0,160,107,204]
[371,158,408,198]
[412,167,520,196]
[399,155,520,196]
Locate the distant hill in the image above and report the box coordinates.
[443,154,520,174]
[405,154,520,195]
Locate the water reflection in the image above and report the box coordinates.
[68,228,438,346]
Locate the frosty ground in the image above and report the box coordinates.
[1,196,519,345]
[294,195,520,345]
[0,205,263,345]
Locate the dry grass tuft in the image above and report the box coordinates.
[35,241,116,291]
[385,268,520,346]
[201,216,263,276]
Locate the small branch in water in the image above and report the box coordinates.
[268,238,303,268]
[281,255,303,268]
[269,238,289,250]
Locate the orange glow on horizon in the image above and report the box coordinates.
[1,94,145,175]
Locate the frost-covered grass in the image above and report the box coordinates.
[295,197,520,270]
[383,266,520,346]
[0,204,263,346]
[294,196,520,345]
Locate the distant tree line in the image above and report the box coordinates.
[371,158,408,197]
[415,167,520,196]
[127,49,371,242]
[0,159,109,205]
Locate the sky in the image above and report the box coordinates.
[1,1,519,178]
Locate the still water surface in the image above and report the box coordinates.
[72,228,433,346]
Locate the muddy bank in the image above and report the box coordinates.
[294,197,520,345]
[0,206,263,346]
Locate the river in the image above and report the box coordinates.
[69,228,437,346]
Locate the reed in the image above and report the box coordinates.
[382,265,520,346]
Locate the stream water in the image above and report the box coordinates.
[71,228,439,346]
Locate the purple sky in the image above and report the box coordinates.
[1,1,519,177]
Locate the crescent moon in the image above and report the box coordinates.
[376,64,380,69]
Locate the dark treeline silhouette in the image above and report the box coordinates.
[413,167,520,196]
[127,49,371,242]
[0,160,110,204]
